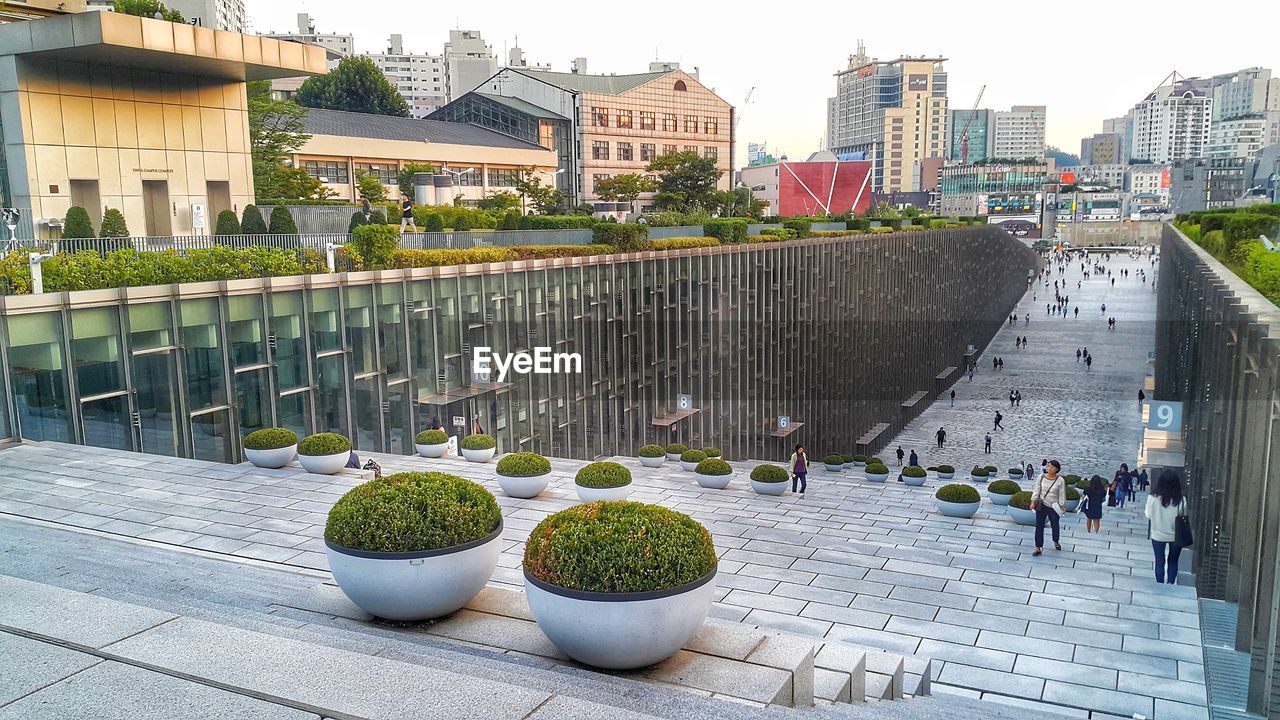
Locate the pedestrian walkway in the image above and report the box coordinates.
[0,254,1203,719]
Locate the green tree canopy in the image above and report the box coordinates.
[513,168,565,215]
[113,0,183,21]
[240,205,268,234]
[397,163,436,198]
[355,171,387,203]
[646,151,723,212]
[477,191,521,214]
[295,56,410,117]
[594,173,657,204]
[246,81,324,201]
[63,207,95,239]
[100,209,130,238]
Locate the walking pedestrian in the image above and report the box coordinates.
[950,389,956,406]
[1101,303,1107,314]
[1146,470,1189,584]
[993,411,1004,431]
[1015,390,1022,407]
[1076,348,1082,362]
[1074,307,1079,318]
[788,444,809,498]
[993,357,998,371]
[896,446,905,466]
[1032,460,1067,556]
[998,357,1005,370]
[1080,475,1107,533]
[1138,389,1146,407]
[909,449,919,467]
[984,433,992,454]
[936,427,947,449]
[1138,467,1149,492]
[1086,355,1093,371]
[1009,390,1016,408]
[399,193,418,232]
[1113,464,1132,508]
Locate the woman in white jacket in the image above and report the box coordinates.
[1145,469,1187,584]
[1031,459,1068,557]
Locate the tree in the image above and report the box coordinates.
[214,209,241,236]
[424,213,444,232]
[348,210,368,234]
[477,191,521,214]
[268,206,297,234]
[593,173,657,205]
[271,168,334,202]
[513,167,565,215]
[246,80,315,200]
[63,207,95,239]
[397,162,436,198]
[646,151,723,211]
[355,171,387,203]
[240,205,268,234]
[113,0,183,21]
[295,56,410,117]
[100,208,130,238]
[453,214,472,231]
[500,211,520,230]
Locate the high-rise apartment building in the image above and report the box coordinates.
[261,13,353,58]
[827,44,948,193]
[946,109,992,163]
[991,105,1046,160]
[444,30,497,102]
[1102,116,1132,162]
[1081,132,1124,165]
[369,35,448,118]
[1205,113,1280,159]
[1128,75,1212,164]
[1208,67,1280,121]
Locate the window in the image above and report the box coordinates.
[451,168,482,186]
[662,113,677,132]
[487,168,519,187]
[684,115,698,133]
[617,109,633,128]
[592,107,609,127]
[354,162,397,185]
[674,80,687,92]
[617,142,633,161]
[663,144,678,156]
[302,159,349,184]
[592,140,610,160]
[704,146,718,161]
[640,111,656,130]
[640,143,656,161]
[704,117,718,135]
[684,145,697,154]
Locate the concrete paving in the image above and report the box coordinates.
[0,253,1204,719]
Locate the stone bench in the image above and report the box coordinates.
[901,391,929,410]
[856,423,892,454]
[936,366,958,381]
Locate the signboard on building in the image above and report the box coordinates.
[908,74,928,91]
[1161,167,1172,189]
[191,203,207,231]
[1148,401,1183,432]
[1060,171,1077,186]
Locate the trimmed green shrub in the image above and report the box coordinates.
[100,208,130,238]
[460,434,496,451]
[23,246,325,294]
[870,457,884,465]
[1008,491,1033,510]
[510,244,613,260]
[1066,486,1081,501]
[681,449,708,463]
[452,214,472,231]
[865,462,889,474]
[937,464,955,473]
[325,472,501,553]
[268,206,297,234]
[575,461,632,489]
[850,455,869,463]
[1200,213,1231,233]
[243,427,297,450]
[783,218,813,238]
[971,467,990,477]
[496,452,551,477]
[241,205,268,234]
[903,466,927,478]
[665,443,689,454]
[393,247,515,268]
[638,444,665,458]
[936,484,980,503]
[348,210,368,233]
[500,211,521,230]
[1008,468,1024,476]
[347,224,400,271]
[703,218,749,244]
[751,465,788,483]
[823,453,844,465]
[988,480,1022,495]
[847,217,870,231]
[647,236,720,251]
[298,432,351,456]
[1063,474,1081,484]
[523,215,596,230]
[984,465,997,473]
[214,209,241,236]
[523,501,717,593]
[415,429,449,445]
[592,223,649,250]
[695,458,732,476]
[926,466,938,472]
[841,454,856,464]
[423,213,445,232]
[63,207,95,238]
[701,446,722,458]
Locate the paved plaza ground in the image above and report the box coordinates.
[0,253,1205,719]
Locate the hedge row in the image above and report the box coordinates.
[1177,216,1280,304]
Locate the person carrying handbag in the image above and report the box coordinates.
[1146,469,1191,584]
[1032,459,1067,556]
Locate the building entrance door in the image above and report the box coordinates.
[131,349,181,457]
[142,180,172,236]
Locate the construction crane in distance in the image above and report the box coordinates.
[959,84,986,165]
[732,86,756,134]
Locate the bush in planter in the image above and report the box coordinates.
[592,223,649,251]
[695,458,732,476]
[268,206,298,234]
[665,443,689,455]
[1064,474,1082,485]
[681,449,708,464]
[936,484,981,503]
[851,455,869,463]
[241,205,268,234]
[460,434,497,451]
[865,462,889,474]
[822,453,844,465]
[415,429,449,445]
[984,465,998,474]
[970,466,990,478]
[701,447,722,458]
[1008,491,1033,510]
[751,465,788,483]
[937,464,955,474]
[299,432,351,456]
[244,428,298,450]
[926,466,938,472]
[575,462,631,489]
[869,457,884,465]
[841,454,856,464]
[325,472,500,553]
[214,209,241,236]
[988,480,1022,495]
[903,466,927,479]
[1008,468,1024,476]
[496,452,551,477]
[1066,486,1081,501]
[638,444,665,458]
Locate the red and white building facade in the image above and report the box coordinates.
[740,152,873,217]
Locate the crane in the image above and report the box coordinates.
[732,86,756,134]
[959,84,986,165]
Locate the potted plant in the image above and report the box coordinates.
[414,428,450,458]
[1007,491,1037,525]
[680,449,708,472]
[638,444,666,468]
[850,455,868,468]
[665,443,689,462]
[823,453,845,472]
[842,454,856,470]
[902,465,927,486]
[575,461,632,502]
[324,471,502,621]
[984,465,998,479]
[1066,486,1081,513]
[495,452,552,498]
[935,483,981,518]
[1008,467,1025,481]
[937,464,955,480]
[243,428,298,469]
[460,434,497,463]
[987,479,1022,506]
[523,501,718,669]
[864,462,890,483]
[970,466,990,483]
[750,464,789,496]
[298,433,352,475]
[693,458,733,489]
[701,446,722,459]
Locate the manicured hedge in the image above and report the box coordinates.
[638,444,665,458]
[646,237,720,251]
[298,432,350,456]
[783,218,813,238]
[325,472,501,553]
[510,244,614,260]
[1008,491,1033,510]
[575,461,632,489]
[496,452,551,477]
[988,480,1022,495]
[751,464,788,483]
[936,484,980,503]
[243,428,297,450]
[681,449,708,463]
[704,218,749,244]
[460,434,496,450]
[695,458,732,476]
[521,215,596,230]
[393,248,515,268]
[665,443,689,454]
[346,224,400,271]
[903,466,927,478]
[415,429,449,445]
[592,223,648,250]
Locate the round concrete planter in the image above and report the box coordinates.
[575,484,631,503]
[639,456,665,468]
[694,473,731,490]
[298,450,350,475]
[851,461,866,468]
[524,568,716,670]
[824,463,843,472]
[988,491,1016,506]
[937,471,955,480]
[1066,499,1080,513]
[842,462,855,471]
[665,452,682,462]
[902,474,927,487]
[496,472,550,499]
[1007,506,1037,525]
[751,480,787,496]
[325,523,502,621]
[244,445,296,469]
[461,447,496,463]
[680,461,699,472]
[864,471,889,483]
[415,442,449,458]
[971,473,990,484]
[936,499,980,518]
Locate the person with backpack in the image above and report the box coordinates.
[950,389,956,407]
[788,444,809,499]
[1032,459,1067,556]
[993,411,1004,431]
[1113,463,1132,508]
[1146,469,1190,584]
[1079,475,1107,533]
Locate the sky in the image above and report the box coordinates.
[246,0,1277,167]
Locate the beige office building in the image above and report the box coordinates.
[0,12,324,238]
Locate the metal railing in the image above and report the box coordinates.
[254,205,363,235]
[399,229,595,248]
[15,234,345,256]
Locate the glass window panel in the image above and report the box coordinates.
[277,391,312,439]
[133,351,180,457]
[270,291,308,390]
[385,382,412,455]
[70,307,125,397]
[379,284,407,379]
[352,376,380,452]
[315,354,348,436]
[235,369,272,439]
[227,295,266,368]
[81,395,131,451]
[191,409,234,464]
[129,302,173,350]
[181,298,228,411]
[345,285,375,376]
[311,288,341,353]
[8,313,72,442]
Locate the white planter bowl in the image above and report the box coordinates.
[325,524,502,621]
[244,444,296,469]
[1067,499,1080,513]
[575,484,632,503]
[680,461,700,472]
[824,463,844,472]
[751,480,787,496]
[852,461,867,468]
[415,442,448,458]
[461,446,496,463]
[639,456,665,468]
[694,473,731,490]
[937,471,955,480]
[665,452,683,462]
[902,474,927,487]
[936,499,980,518]
[524,569,716,670]
[971,473,990,484]
[864,471,889,483]
[989,492,1016,506]
[497,472,550,499]
[1007,506,1037,526]
[298,450,350,475]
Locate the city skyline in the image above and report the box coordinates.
[246,0,1276,166]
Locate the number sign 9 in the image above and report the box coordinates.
[1147,401,1182,432]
